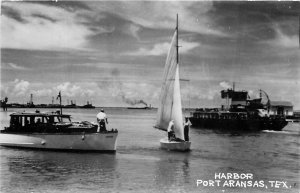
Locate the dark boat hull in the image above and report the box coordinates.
[189,117,288,131]
[127,107,151,110]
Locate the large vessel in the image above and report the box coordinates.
[0,111,118,152]
[127,104,152,110]
[189,87,288,131]
[80,101,95,109]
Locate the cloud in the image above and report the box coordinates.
[219,81,231,89]
[1,80,99,101]
[180,41,201,54]
[1,63,29,70]
[262,24,299,49]
[126,42,170,56]
[89,1,228,37]
[54,82,96,97]
[97,70,160,106]
[126,39,200,56]
[1,1,228,52]
[272,29,299,49]
[31,89,53,97]
[1,2,95,50]
[128,24,141,40]
[12,79,30,96]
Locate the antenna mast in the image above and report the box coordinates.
[57,91,62,115]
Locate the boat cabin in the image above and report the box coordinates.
[269,101,293,116]
[10,112,71,126]
[2,111,97,133]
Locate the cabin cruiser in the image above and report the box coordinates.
[0,111,118,152]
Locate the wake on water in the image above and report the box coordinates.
[262,130,293,134]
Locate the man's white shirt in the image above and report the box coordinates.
[97,112,106,120]
[167,121,174,132]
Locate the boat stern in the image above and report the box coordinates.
[160,137,191,152]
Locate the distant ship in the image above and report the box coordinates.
[80,101,95,109]
[64,100,77,108]
[189,87,288,131]
[2,97,96,109]
[127,104,153,110]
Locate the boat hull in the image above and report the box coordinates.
[0,132,118,152]
[189,117,288,131]
[160,137,191,151]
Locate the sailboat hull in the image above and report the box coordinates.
[160,137,191,151]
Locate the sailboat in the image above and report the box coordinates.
[155,15,191,151]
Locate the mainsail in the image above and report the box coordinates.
[155,26,184,140]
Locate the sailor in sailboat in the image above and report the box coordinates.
[183,117,192,141]
[167,120,175,141]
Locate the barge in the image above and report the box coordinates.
[189,88,288,131]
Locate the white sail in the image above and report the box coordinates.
[155,30,177,131]
[155,29,184,140]
[172,65,184,140]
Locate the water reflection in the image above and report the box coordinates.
[154,152,191,192]
[3,149,119,192]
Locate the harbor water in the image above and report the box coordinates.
[0,108,299,193]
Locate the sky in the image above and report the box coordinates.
[1,1,300,108]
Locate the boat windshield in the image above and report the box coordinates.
[49,116,71,123]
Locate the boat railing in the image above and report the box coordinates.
[191,111,250,120]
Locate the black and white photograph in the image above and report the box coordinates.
[0,0,299,192]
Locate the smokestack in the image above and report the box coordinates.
[105,68,148,107]
[30,94,33,104]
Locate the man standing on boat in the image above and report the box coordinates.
[184,117,192,141]
[97,109,108,132]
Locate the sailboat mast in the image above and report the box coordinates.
[170,14,179,121]
[176,14,179,64]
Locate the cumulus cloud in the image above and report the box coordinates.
[31,89,52,97]
[12,79,30,96]
[126,39,200,56]
[219,81,231,89]
[1,80,99,102]
[54,82,96,97]
[180,84,223,108]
